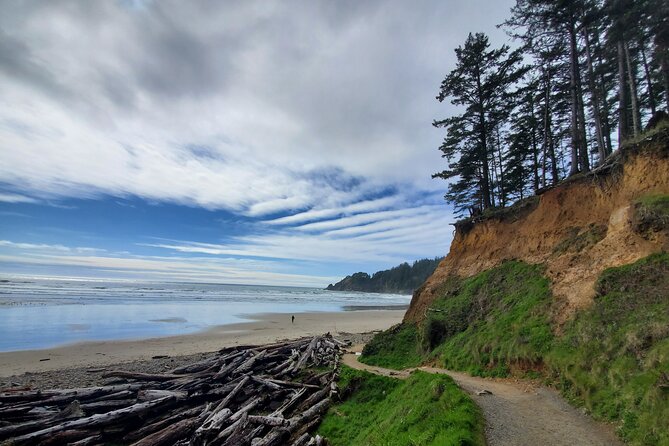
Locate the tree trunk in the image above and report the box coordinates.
[573,24,590,173]
[583,27,607,165]
[618,39,629,144]
[530,94,539,192]
[542,67,559,185]
[624,41,641,135]
[660,51,669,112]
[494,126,505,207]
[640,37,656,115]
[568,20,581,175]
[476,68,492,209]
[593,30,613,155]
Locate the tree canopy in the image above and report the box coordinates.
[434,0,669,216]
[326,257,443,294]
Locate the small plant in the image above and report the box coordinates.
[632,194,669,235]
[552,224,607,256]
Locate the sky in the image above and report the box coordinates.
[0,0,514,287]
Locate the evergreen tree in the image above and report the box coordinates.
[433,32,527,214]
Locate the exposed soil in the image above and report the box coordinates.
[406,135,669,325]
[343,348,623,446]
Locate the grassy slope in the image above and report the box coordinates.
[547,253,669,445]
[360,254,669,445]
[360,323,422,369]
[317,366,484,446]
[362,261,553,377]
[429,261,552,376]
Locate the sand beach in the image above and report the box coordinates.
[0,309,404,378]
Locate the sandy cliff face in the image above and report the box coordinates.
[405,131,669,325]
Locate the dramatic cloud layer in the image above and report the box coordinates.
[0,0,513,284]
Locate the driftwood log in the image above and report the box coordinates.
[0,334,346,446]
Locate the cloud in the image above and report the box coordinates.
[0,0,514,217]
[0,193,37,203]
[142,201,455,265]
[0,240,105,254]
[0,1,515,282]
[265,196,401,226]
[0,241,338,287]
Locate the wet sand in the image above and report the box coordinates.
[0,309,404,377]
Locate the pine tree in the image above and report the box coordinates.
[433,33,527,215]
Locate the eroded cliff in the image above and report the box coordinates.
[405,129,669,325]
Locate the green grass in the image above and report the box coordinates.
[552,224,608,256]
[547,253,669,446]
[360,255,669,443]
[360,323,422,369]
[633,194,669,234]
[317,366,485,446]
[361,261,553,377]
[430,261,553,377]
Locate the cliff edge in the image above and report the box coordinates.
[405,128,669,325]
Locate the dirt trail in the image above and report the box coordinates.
[343,349,623,446]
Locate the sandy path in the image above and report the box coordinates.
[343,349,623,446]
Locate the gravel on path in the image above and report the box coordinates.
[343,348,623,446]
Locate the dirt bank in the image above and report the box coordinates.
[406,130,669,324]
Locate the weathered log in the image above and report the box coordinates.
[272,388,307,417]
[292,337,319,372]
[291,385,329,417]
[4,384,143,408]
[70,434,103,445]
[247,415,289,427]
[250,375,283,391]
[101,371,182,382]
[137,389,187,402]
[79,398,136,413]
[35,429,93,445]
[122,405,204,442]
[0,334,343,446]
[264,378,319,389]
[0,390,60,404]
[194,408,232,437]
[87,389,135,402]
[228,424,266,446]
[216,411,249,444]
[214,353,249,380]
[229,395,263,423]
[234,350,267,375]
[253,399,330,446]
[289,432,311,446]
[208,375,250,417]
[0,401,83,440]
[169,356,220,375]
[130,414,202,446]
[8,395,178,445]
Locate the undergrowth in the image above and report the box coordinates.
[633,194,669,234]
[552,224,608,256]
[360,323,422,369]
[428,262,552,377]
[547,253,669,445]
[362,261,553,377]
[361,254,669,444]
[317,366,485,446]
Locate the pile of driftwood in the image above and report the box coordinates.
[0,334,346,446]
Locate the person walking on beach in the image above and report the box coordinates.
[291,315,295,324]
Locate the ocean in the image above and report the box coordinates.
[0,277,410,352]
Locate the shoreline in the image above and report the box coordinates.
[0,309,404,378]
